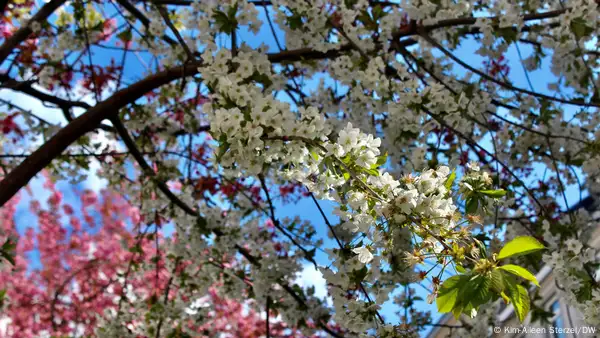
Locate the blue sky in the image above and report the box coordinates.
[3,2,589,336]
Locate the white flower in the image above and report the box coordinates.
[236,59,254,79]
[352,246,373,264]
[467,161,481,172]
[338,123,360,151]
[404,251,422,266]
[356,150,377,168]
[565,238,583,254]
[348,191,368,211]
[462,182,474,191]
[426,292,436,304]
[326,143,346,157]
[436,166,450,177]
[342,221,359,233]
[351,213,374,233]
[395,189,418,214]
[364,134,381,149]
[581,248,596,263]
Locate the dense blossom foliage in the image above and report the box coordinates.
[1,0,600,337]
[0,172,310,337]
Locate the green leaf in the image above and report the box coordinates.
[215,139,230,162]
[363,168,380,176]
[455,264,466,274]
[227,2,238,19]
[459,275,491,309]
[479,189,506,198]
[349,266,369,284]
[571,17,594,39]
[372,5,384,20]
[375,153,388,167]
[436,275,466,313]
[500,291,510,303]
[356,11,376,30]
[213,10,235,34]
[1,237,16,252]
[490,269,505,293]
[465,197,479,214]
[340,154,352,165]
[195,217,210,235]
[166,329,192,338]
[474,238,488,259]
[445,170,456,190]
[498,236,545,260]
[117,29,132,42]
[495,27,518,43]
[343,171,350,181]
[128,244,144,254]
[499,264,540,287]
[505,277,531,322]
[452,305,463,320]
[566,157,585,167]
[0,238,16,266]
[287,13,303,30]
[575,283,593,302]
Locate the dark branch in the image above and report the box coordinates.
[0,62,202,207]
[0,74,91,109]
[0,0,67,65]
[111,118,343,338]
[152,1,196,60]
[115,0,179,46]
[420,33,600,108]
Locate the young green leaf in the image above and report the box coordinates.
[479,189,507,198]
[374,152,388,168]
[490,269,505,293]
[444,170,456,190]
[465,197,479,214]
[571,17,594,39]
[505,279,531,322]
[500,291,510,304]
[0,238,16,266]
[0,250,14,266]
[474,238,488,259]
[452,305,463,320]
[436,275,466,313]
[499,264,540,287]
[498,236,545,260]
[460,275,491,309]
[363,168,380,176]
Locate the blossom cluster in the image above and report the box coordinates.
[2,0,600,336]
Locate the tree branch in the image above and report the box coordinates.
[152,0,196,60]
[420,33,600,108]
[108,117,343,338]
[0,62,202,207]
[115,0,179,46]
[0,40,376,207]
[0,74,91,109]
[0,0,67,65]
